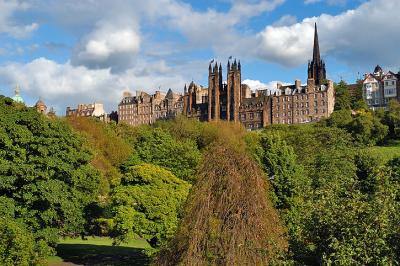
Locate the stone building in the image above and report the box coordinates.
[182,23,335,130]
[118,89,184,126]
[66,102,108,121]
[360,65,400,110]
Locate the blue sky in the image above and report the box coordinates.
[0,0,399,113]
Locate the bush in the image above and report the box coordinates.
[0,218,51,266]
[123,127,201,182]
[112,164,190,248]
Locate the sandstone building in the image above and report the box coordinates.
[66,102,108,122]
[118,90,184,126]
[182,23,335,130]
[116,23,335,129]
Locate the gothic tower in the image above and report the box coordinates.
[308,23,326,86]
[208,62,222,121]
[226,59,241,122]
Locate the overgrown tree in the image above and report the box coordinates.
[0,96,100,259]
[111,163,190,248]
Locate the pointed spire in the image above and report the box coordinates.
[209,63,212,73]
[313,22,321,63]
[15,84,20,95]
[219,63,222,71]
[238,60,241,71]
[227,60,231,71]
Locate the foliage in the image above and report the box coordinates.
[155,126,287,266]
[66,117,132,193]
[252,132,309,209]
[112,164,190,248]
[0,96,100,259]
[256,123,400,264]
[347,111,388,146]
[122,127,201,182]
[383,100,400,139]
[334,80,351,111]
[351,80,367,110]
[0,218,51,266]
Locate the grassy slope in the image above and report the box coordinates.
[365,140,400,163]
[48,237,150,266]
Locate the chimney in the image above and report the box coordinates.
[295,80,301,89]
[277,82,282,90]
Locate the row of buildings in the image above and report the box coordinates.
[81,23,334,130]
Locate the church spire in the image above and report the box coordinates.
[313,23,320,63]
[307,22,326,86]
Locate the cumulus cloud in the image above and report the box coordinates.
[242,79,290,93]
[0,58,191,113]
[305,0,348,5]
[256,0,400,67]
[72,21,141,72]
[272,15,297,27]
[0,0,38,38]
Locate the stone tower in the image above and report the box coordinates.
[308,23,326,86]
[208,62,223,121]
[226,59,241,122]
[35,97,47,114]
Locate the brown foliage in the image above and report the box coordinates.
[66,117,132,194]
[154,123,287,265]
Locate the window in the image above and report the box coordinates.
[306,102,309,108]
[241,114,246,120]
[314,100,318,106]
[250,113,254,120]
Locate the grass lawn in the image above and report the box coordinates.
[365,140,400,163]
[47,237,151,266]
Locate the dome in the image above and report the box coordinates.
[12,85,24,103]
[12,95,24,103]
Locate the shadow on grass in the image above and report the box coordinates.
[55,244,150,266]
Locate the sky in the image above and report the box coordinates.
[0,0,399,113]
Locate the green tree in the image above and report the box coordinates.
[384,100,400,139]
[347,112,388,146]
[0,96,100,252]
[351,79,368,110]
[255,132,309,209]
[0,218,51,266]
[123,127,201,182]
[112,164,190,248]
[334,80,351,111]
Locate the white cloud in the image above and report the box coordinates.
[304,0,348,5]
[256,0,400,67]
[242,79,290,93]
[0,0,38,38]
[0,57,200,113]
[72,21,141,71]
[272,15,297,27]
